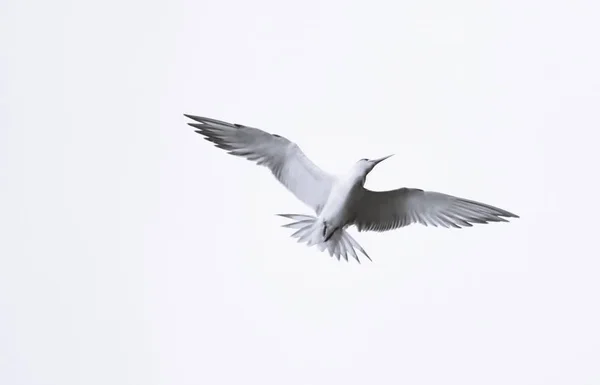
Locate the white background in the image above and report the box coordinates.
[2,0,599,384]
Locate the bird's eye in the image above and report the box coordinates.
[360,158,368,162]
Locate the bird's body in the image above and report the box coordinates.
[319,167,365,239]
[185,114,519,262]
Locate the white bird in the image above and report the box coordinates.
[185,114,519,263]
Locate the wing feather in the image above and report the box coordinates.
[185,114,333,213]
[354,187,518,232]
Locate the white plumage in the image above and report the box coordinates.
[185,114,518,263]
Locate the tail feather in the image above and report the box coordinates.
[343,236,359,262]
[339,236,353,262]
[282,219,313,229]
[338,240,348,262]
[344,232,372,261]
[277,214,370,263]
[333,234,346,262]
[277,214,313,221]
[291,227,307,238]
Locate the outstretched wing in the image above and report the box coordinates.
[353,187,518,232]
[185,114,333,214]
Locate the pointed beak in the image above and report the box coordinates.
[372,154,394,166]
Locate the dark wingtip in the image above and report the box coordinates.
[184,114,205,123]
[500,212,519,219]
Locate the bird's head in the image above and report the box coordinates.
[355,154,394,176]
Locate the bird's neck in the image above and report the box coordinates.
[340,168,367,188]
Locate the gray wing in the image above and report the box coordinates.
[185,114,333,214]
[353,187,519,232]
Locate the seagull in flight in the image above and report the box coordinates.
[185,114,519,263]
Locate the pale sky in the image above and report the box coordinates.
[2,0,600,384]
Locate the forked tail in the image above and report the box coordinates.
[277,214,371,263]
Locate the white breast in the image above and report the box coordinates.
[319,173,364,227]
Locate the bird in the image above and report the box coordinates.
[185,114,519,263]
